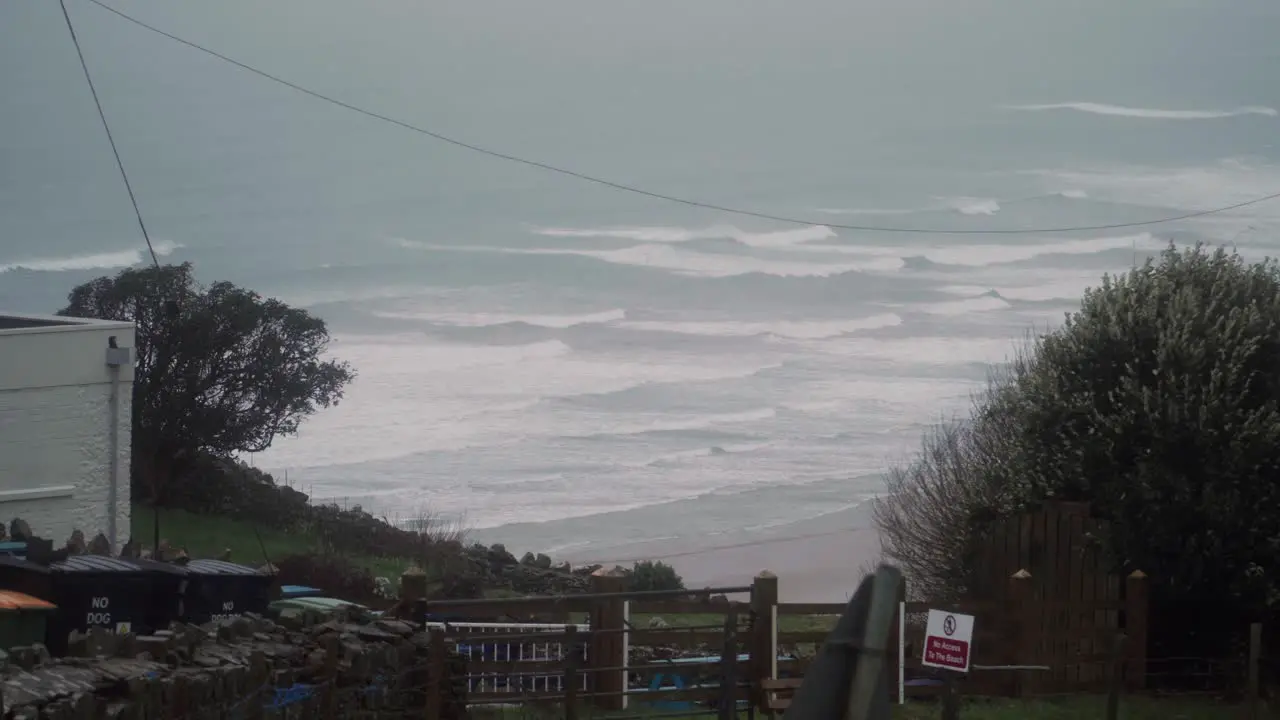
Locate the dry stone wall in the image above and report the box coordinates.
[0,607,467,720]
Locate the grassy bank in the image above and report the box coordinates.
[130,505,840,633]
[129,505,411,579]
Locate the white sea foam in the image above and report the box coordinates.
[817,190,1090,217]
[570,407,778,439]
[800,233,1157,267]
[533,224,837,248]
[533,225,728,243]
[802,335,1018,367]
[621,313,902,340]
[402,241,902,277]
[1030,159,1280,224]
[917,233,1158,267]
[941,197,1002,216]
[813,207,920,216]
[641,442,774,467]
[779,375,984,426]
[938,279,1096,303]
[1008,102,1279,120]
[559,243,898,277]
[257,334,780,469]
[373,308,626,328]
[917,295,1013,316]
[0,241,181,273]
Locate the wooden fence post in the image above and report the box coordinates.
[1106,633,1126,720]
[941,675,960,720]
[1248,622,1262,720]
[426,628,445,720]
[1008,569,1036,697]
[887,574,906,704]
[564,624,580,720]
[751,571,779,715]
[398,565,426,622]
[399,564,427,604]
[719,606,741,720]
[1124,571,1149,691]
[589,567,628,711]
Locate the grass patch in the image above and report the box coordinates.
[468,695,1235,719]
[630,612,838,634]
[894,695,1232,719]
[474,696,1235,719]
[129,504,411,579]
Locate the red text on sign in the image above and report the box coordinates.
[924,636,970,670]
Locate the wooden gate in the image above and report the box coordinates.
[895,503,1149,696]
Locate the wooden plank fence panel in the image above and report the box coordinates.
[907,502,1143,697]
[1051,506,1069,692]
[1068,511,1085,687]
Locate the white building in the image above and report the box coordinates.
[0,312,135,550]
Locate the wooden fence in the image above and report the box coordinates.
[887,569,1149,698]
[418,568,771,719]
[413,571,1148,715]
[408,503,1159,715]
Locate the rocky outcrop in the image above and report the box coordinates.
[447,544,590,597]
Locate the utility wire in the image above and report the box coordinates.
[87,0,1280,236]
[60,0,160,268]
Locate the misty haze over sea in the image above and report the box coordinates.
[3,0,1278,564]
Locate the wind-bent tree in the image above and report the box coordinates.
[877,244,1280,657]
[59,263,355,501]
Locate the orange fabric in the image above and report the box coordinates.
[0,590,55,610]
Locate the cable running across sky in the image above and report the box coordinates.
[61,0,161,267]
[87,0,1280,236]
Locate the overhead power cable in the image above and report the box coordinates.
[88,0,1280,236]
[61,0,160,267]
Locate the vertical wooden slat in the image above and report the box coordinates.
[886,575,906,702]
[589,569,629,711]
[1018,512,1033,586]
[1009,570,1036,697]
[1125,571,1150,691]
[1028,506,1046,690]
[426,629,445,720]
[719,607,741,720]
[1091,517,1110,686]
[564,624,580,720]
[1042,507,1061,692]
[1248,622,1262,720]
[751,571,779,717]
[1085,515,1100,686]
[1106,634,1126,720]
[1062,507,1080,690]
[1068,512,1089,685]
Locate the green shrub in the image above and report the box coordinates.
[627,560,685,592]
[877,244,1280,660]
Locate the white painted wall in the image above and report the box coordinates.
[0,316,135,549]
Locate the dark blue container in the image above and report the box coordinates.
[43,556,188,655]
[182,559,274,624]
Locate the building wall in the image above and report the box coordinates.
[0,321,135,549]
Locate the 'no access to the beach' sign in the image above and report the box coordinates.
[921,609,975,673]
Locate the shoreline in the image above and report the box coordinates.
[558,499,883,603]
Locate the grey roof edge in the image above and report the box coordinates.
[0,312,134,336]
